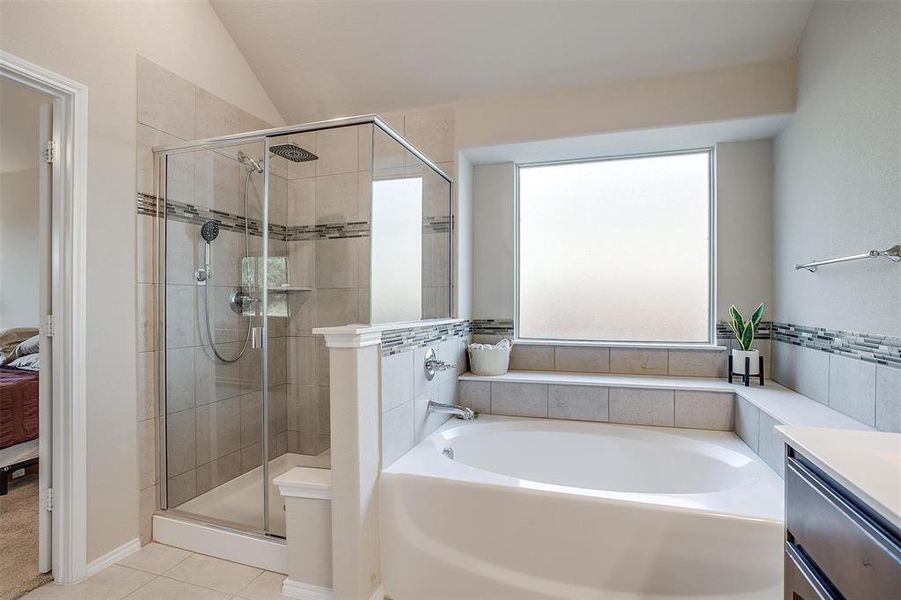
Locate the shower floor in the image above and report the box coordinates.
[176,451,330,537]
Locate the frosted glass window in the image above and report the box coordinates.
[517,151,712,343]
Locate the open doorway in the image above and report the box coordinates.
[0,74,54,599]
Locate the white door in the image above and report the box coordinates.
[37,101,53,574]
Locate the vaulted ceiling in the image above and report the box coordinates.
[211,0,813,123]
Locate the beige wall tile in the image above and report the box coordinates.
[490,382,548,418]
[609,348,668,375]
[315,126,359,176]
[508,344,555,370]
[608,388,674,426]
[554,346,610,373]
[548,385,608,422]
[668,349,727,377]
[674,391,734,430]
[137,56,195,139]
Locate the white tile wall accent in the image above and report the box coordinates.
[381,401,414,467]
[413,387,442,444]
[381,350,415,414]
[674,391,734,431]
[828,353,876,426]
[608,388,675,427]
[413,344,440,397]
[548,385,609,422]
[490,382,548,418]
[554,347,610,373]
[734,396,760,452]
[875,366,901,432]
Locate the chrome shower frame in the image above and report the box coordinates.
[152,115,454,540]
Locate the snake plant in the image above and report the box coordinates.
[728,303,766,351]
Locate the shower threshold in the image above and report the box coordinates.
[176,450,330,538]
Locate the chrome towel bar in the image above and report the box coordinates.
[795,244,901,272]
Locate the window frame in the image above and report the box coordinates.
[513,147,717,348]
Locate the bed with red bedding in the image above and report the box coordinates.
[0,366,39,450]
[0,367,39,494]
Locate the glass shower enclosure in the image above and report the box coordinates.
[152,116,452,537]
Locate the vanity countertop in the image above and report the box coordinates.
[777,426,901,531]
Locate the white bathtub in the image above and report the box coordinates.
[380,416,784,600]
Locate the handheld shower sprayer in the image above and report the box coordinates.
[196,220,220,283]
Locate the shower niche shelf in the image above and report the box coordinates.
[268,285,312,292]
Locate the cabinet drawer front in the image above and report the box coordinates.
[786,456,901,599]
[784,541,834,600]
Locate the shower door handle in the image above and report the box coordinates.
[251,326,264,349]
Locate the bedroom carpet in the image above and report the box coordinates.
[0,473,52,600]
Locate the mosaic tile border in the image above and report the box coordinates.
[472,318,514,336]
[381,320,473,356]
[772,322,901,369]
[138,193,450,241]
[716,320,772,340]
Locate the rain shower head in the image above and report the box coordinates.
[270,143,318,163]
[201,220,220,243]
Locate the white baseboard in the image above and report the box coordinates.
[85,537,141,577]
[281,578,334,600]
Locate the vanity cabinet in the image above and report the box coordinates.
[783,446,901,599]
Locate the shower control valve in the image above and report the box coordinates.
[424,348,457,381]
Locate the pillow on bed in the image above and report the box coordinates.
[0,327,38,356]
[3,334,40,366]
[8,353,40,371]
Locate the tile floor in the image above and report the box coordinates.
[24,543,292,599]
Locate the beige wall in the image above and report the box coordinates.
[773,0,901,337]
[0,79,47,329]
[454,58,795,150]
[0,0,283,562]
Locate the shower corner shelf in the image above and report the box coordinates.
[268,285,313,292]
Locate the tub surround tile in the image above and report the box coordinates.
[167,469,197,507]
[508,345,555,371]
[315,126,359,176]
[757,411,785,477]
[608,388,674,427]
[772,340,798,389]
[554,346,610,373]
[795,345,830,405]
[828,353,876,426]
[137,351,159,421]
[548,385,608,422]
[875,366,901,432]
[674,391,734,431]
[382,400,414,466]
[165,347,195,414]
[491,382,548,418]
[460,380,491,414]
[609,348,668,375]
[667,349,726,377]
[734,396,760,452]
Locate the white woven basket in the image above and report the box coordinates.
[468,340,512,376]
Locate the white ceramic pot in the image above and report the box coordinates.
[731,349,760,376]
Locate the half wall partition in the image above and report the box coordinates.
[152,116,452,537]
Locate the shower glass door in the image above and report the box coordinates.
[161,137,269,534]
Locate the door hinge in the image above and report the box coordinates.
[43,487,53,512]
[42,314,54,338]
[43,140,57,164]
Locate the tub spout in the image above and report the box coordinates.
[428,400,476,420]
